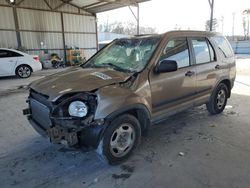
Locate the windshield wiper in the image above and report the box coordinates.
[100,63,132,73]
[82,63,98,69]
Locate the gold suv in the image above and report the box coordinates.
[23,31,236,164]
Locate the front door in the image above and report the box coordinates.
[149,37,196,120]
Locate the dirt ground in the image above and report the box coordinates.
[0,60,250,188]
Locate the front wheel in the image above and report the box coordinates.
[97,114,141,165]
[206,83,229,114]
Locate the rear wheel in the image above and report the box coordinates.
[97,114,141,165]
[16,65,32,78]
[206,83,229,114]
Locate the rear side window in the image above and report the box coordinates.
[191,38,210,64]
[160,37,190,68]
[211,36,234,58]
[191,38,215,64]
[10,51,23,57]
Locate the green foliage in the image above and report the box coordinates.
[205,18,219,32]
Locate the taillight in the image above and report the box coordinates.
[33,56,40,62]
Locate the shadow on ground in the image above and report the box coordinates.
[0,92,250,188]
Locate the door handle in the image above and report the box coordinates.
[185,71,195,77]
[215,64,220,69]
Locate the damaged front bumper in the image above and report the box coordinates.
[23,90,105,148]
[47,126,78,146]
[23,107,105,148]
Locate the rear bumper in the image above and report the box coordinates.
[32,62,42,72]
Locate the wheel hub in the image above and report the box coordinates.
[110,123,135,158]
[216,89,226,109]
[18,66,31,78]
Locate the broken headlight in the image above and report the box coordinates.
[68,101,88,117]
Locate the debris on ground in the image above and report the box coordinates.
[226,111,236,115]
[94,178,98,183]
[112,173,131,180]
[17,85,28,90]
[121,165,135,173]
[178,152,185,156]
[185,136,193,141]
[225,105,233,109]
[144,150,156,163]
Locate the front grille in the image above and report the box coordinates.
[29,89,52,130]
[30,98,52,130]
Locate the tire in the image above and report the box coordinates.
[97,114,141,165]
[51,60,58,69]
[16,65,32,78]
[206,83,229,115]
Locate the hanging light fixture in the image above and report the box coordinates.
[6,0,15,5]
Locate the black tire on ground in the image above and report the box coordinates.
[16,65,32,78]
[51,60,58,69]
[97,114,141,165]
[206,83,229,115]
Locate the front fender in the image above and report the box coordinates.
[94,85,151,120]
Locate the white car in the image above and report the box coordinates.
[0,48,42,78]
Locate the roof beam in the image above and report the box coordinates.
[16,0,25,6]
[53,0,72,10]
[53,1,65,10]
[44,0,52,10]
[82,2,108,9]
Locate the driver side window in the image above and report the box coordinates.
[160,38,190,68]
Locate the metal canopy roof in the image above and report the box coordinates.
[67,0,149,13]
[3,0,149,15]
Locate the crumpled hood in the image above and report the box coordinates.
[30,67,132,101]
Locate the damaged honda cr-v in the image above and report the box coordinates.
[23,31,236,164]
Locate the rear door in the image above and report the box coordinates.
[150,37,196,119]
[0,50,18,76]
[189,37,220,102]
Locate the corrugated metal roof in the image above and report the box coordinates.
[2,0,149,14]
[71,0,150,13]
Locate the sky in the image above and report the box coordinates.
[97,0,250,36]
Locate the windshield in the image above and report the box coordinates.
[83,36,161,72]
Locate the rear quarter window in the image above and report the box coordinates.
[10,51,23,57]
[211,36,234,58]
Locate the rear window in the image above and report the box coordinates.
[211,36,234,58]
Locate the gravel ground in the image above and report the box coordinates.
[0,60,250,188]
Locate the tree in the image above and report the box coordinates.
[205,18,219,32]
[98,21,157,35]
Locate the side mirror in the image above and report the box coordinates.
[155,60,178,73]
